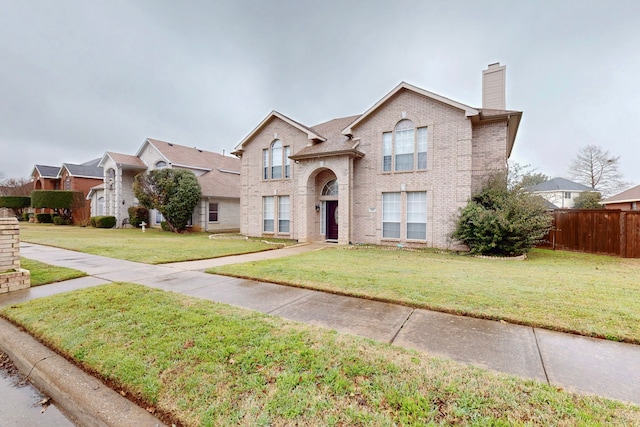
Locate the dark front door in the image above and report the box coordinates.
[326,201,338,240]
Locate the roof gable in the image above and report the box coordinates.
[234,111,326,153]
[139,138,239,172]
[32,165,60,178]
[99,152,147,169]
[61,163,103,179]
[342,82,479,135]
[602,184,640,204]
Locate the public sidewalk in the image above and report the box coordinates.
[2,242,640,412]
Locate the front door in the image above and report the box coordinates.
[326,201,338,240]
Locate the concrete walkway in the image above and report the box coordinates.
[2,242,639,418]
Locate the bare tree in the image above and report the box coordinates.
[0,177,32,196]
[569,145,629,197]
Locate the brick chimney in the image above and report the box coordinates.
[482,62,506,110]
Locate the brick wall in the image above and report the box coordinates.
[0,218,30,293]
[238,89,510,249]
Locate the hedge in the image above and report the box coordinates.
[90,216,117,228]
[0,196,31,209]
[36,213,53,223]
[31,190,81,209]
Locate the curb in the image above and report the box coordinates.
[0,318,166,427]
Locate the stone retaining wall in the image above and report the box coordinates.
[0,218,30,293]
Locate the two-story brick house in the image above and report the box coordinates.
[233,63,522,248]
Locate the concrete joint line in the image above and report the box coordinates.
[266,292,314,315]
[532,328,550,384]
[390,309,415,344]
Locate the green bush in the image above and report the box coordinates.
[453,174,553,256]
[36,213,53,223]
[160,220,170,231]
[127,206,149,228]
[90,216,117,228]
[53,216,71,226]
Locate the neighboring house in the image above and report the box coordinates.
[601,184,640,210]
[30,160,103,221]
[526,177,595,209]
[98,138,240,231]
[233,63,522,248]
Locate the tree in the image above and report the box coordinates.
[452,172,553,256]
[0,177,32,196]
[507,161,549,189]
[572,192,604,209]
[569,145,629,197]
[133,169,201,232]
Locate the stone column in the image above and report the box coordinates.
[0,218,30,293]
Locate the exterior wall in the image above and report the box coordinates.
[196,198,240,232]
[470,121,508,195]
[0,218,30,293]
[604,201,638,211]
[59,169,102,224]
[239,118,309,239]
[535,190,591,209]
[348,90,474,248]
[239,89,514,249]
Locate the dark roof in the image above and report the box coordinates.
[62,163,103,178]
[527,177,593,192]
[81,158,101,167]
[33,165,60,178]
[602,184,640,204]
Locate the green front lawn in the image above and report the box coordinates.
[2,283,638,426]
[209,247,640,344]
[19,223,293,264]
[20,258,87,286]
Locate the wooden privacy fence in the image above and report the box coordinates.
[540,209,640,258]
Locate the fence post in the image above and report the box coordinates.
[620,211,627,258]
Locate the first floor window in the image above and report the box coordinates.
[407,192,427,240]
[155,210,164,224]
[263,197,274,232]
[278,196,290,233]
[208,202,219,222]
[382,192,401,238]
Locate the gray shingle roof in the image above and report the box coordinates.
[62,163,103,178]
[34,165,60,178]
[527,177,594,192]
[602,184,640,204]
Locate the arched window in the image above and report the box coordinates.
[106,168,115,189]
[322,179,338,196]
[271,140,282,179]
[382,120,427,172]
[155,161,167,169]
[263,140,291,180]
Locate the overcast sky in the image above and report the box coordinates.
[1,0,639,187]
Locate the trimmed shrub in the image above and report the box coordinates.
[160,221,170,231]
[90,216,117,228]
[36,213,53,223]
[53,216,71,226]
[128,206,149,228]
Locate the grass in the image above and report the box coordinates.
[2,283,639,426]
[208,247,640,344]
[19,223,295,264]
[20,258,87,286]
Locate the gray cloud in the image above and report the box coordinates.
[1,0,639,187]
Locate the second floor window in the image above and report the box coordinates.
[383,120,427,172]
[263,140,291,180]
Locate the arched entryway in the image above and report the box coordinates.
[321,179,339,240]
